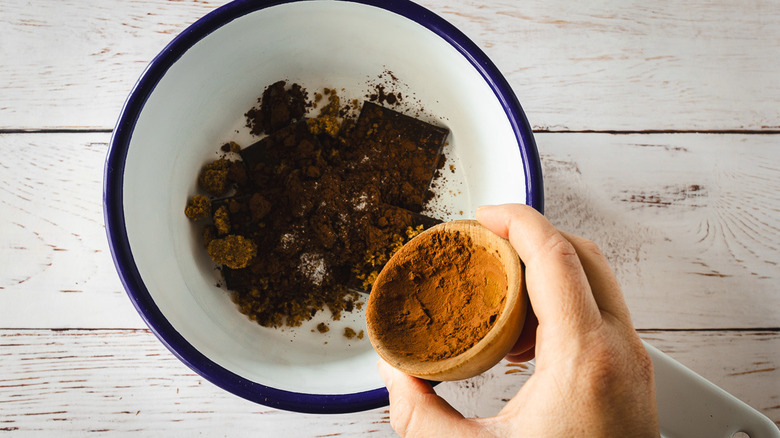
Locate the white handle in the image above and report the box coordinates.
[644,341,779,438]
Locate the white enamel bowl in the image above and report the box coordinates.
[104,0,543,413]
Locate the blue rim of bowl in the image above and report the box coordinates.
[104,0,544,414]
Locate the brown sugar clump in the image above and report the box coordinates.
[319,91,341,117]
[198,158,231,195]
[184,195,211,220]
[344,327,364,340]
[369,229,506,361]
[306,90,343,136]
[306,116,340,137]
[207,235,257,269]
[213,205,231,235]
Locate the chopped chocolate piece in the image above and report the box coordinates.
[207,234,256,269]
[184,194,211,221]
[375,203,440,231]
[349,101,448,212]
[197,158,231,196]
[239,121,323,189]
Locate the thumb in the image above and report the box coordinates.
[378,361,478,437]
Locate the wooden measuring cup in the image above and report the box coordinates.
[366,219,526,381]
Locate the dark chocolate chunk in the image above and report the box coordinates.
[239,121,322,189]
[349,101,449,212]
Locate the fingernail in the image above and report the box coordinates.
[377,360,393,390]
[475,204,497,219]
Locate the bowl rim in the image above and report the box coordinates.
[103,0,544,414]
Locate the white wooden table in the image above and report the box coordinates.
[1,0,778,435]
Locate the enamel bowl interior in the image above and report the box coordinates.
[105,0,541,413]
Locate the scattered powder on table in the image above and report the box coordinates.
[368,229,507,361]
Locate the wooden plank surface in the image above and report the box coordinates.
[540,133,780,329]
[0,329,776,435]
[1,0,779,131]
[0,133,143,329]
[1,132,777,329]
[1,0,778,434]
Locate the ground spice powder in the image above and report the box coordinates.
[369,229,507,361]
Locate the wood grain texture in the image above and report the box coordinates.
[0,0,225,131]
[433,0,780,132]
[1,0,779,131]
[538,133,780,328]
[0,0,778,433]
[0,329,776,435]
[2,133,777,329]
[0,133,143,329]
[0,330,391,436]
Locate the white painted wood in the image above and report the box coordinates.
[0,0,778,434]
[1,0,779,131]
[0,0,224,131]
[0,133,143,329]
[434,0,780,132]
[539,133,780,328]
[2,133,777,329]
[0,329,392,436]
[0,330,776,435]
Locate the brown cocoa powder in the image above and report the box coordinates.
[369,229,507,361]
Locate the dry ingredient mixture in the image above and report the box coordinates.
[185,80,448,329]
[368,229,507,361]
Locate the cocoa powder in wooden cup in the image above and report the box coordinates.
[366,220,526,381]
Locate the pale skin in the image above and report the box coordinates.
[377,204,660,437]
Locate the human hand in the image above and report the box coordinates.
[377,204,659,437]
